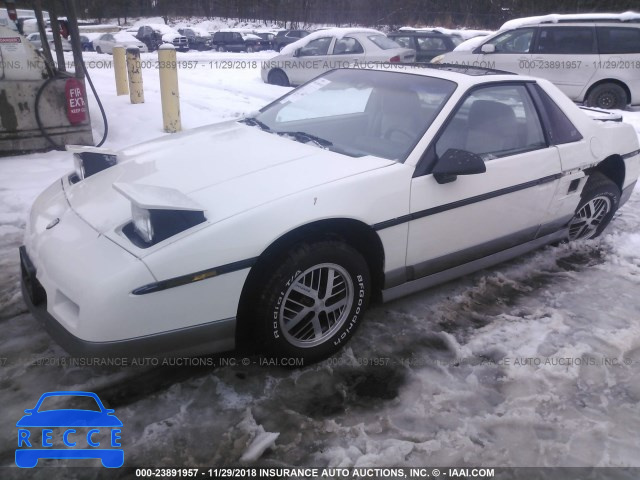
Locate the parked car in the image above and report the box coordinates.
[388,29,464,62]
[15,391,123,468]
[26,32,72,51]
[135,24,189,52]
[178,27,212,51]
[78,34,94,52]
[252,31,276,50]
[262,28,416,86]
[211,30,270,52]
[21,65,640,363]
[432,12,640,109]
[274,29,310,51]
[93,32,148,54]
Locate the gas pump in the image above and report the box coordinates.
[0,0,101,155]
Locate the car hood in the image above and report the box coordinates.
[65,121,394,246]
[16,410,123,427]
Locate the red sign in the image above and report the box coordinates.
[65,78,87,125]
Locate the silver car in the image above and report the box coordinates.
[262,28,416,86]
[26,32,72,51]
[433,12,640,109]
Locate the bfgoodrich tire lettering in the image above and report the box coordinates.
[569,172,620,240]
[255,241,370,363]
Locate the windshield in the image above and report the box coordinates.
[252,69,456,161]
[37,395,101,412]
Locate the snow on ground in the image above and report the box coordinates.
[1,48,640,476]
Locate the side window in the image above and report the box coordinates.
[299,37,332,56]
[490,28,535,53]
[534,85,583,145]
[393,36,413,49]
[417,36,447,51]
[536,27,595,54]
[436,84,546,159]
[597,27,640,54]
[333,37,364,55]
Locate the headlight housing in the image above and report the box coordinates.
[67,145,118,182]
[113,183,207,248]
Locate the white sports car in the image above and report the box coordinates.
[21,66,639,363]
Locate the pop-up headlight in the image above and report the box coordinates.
[113,183,207,248]
[67,145,118,182]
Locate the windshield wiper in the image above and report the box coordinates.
[277,131,333,149]
[239,117,271,131]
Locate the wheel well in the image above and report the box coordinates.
[585,79,631,105]
[268,68,287,80]
[235,219,385,345]
[591,154,625,191]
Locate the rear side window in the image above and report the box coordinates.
[417,36,447,51]
[534,85,583,145]
[536,27,595,54]
[597,27,640,54]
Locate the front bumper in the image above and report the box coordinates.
[20,178,240,358]
[20,246,235,358]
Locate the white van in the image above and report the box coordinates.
[433,12,640,109]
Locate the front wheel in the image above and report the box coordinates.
[267,69,290,87]
[586,83,627,110]
[254,241,371,364]
[568,172,620,240]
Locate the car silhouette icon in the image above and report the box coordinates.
[16,391,123,468]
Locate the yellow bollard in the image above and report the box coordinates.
[113,46,129,96]
[158,44,181,133]
[126,46,144,104]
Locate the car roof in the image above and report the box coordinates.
[501,11,640,30]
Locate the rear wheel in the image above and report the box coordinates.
[253,240,371,364]
[586,83,627,110]
[95,46,102,54]
[246,45,255,53]
[267,69,290,87]
[568,172,620,240]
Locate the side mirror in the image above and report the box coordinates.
[480,44,496,54]
[432,148,486,184]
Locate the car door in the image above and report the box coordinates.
[530,25,598,100]
[477,27,536,73]
[290,36,335,85]
[415,35,450,62]
[406,83,563,279]
[331,36,365,67]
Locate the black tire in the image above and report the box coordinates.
[217,45,225,52]
[246,45,255,53]
[95,46,102,54]
[568,172,620,240]
[586,83,627,110]
[267,69,290,87]
[254,240,371,364]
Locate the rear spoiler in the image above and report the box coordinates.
[579,106,623,123]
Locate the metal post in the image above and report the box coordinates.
[33,0,55,76]
[112,46,129,96]
[126,47,144,104]
[158,45,181,133]
[62,0,85,79]
[47,1,66,72]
